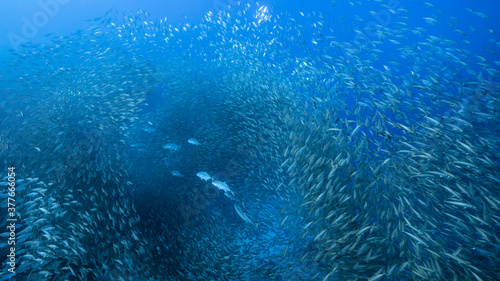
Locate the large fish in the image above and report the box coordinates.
[212,180,231,193]
[188,138,200,145]
[162,143,179,151]
[171,170,182,177]
[196,172,212,181]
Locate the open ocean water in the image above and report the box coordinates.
[0,0,499,280]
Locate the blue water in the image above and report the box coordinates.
[0,1,499,280]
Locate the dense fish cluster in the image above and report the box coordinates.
[0,1,499,280]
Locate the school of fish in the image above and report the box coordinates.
[0,1,498,280]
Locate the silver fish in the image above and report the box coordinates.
[196,172,212,181]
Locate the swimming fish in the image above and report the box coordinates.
[196,172,212,181]
[212,180,231,193]
[171,171,182,177]
[234,204,257,227]
[162,143,179,151]
[188,138,200,145]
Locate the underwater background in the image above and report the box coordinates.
[0,0,499,280]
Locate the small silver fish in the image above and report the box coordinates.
[234,204,257,227]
